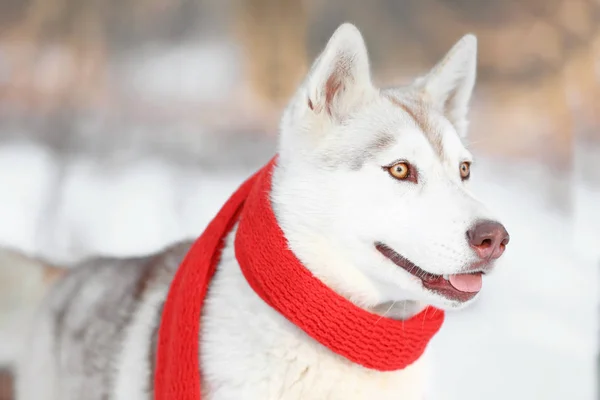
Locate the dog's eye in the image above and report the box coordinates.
[460,162,471,180]
[388,162,411,180]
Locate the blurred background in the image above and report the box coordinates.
[0,0,598,399]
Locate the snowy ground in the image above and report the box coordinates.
[429,158,599,400]
[0,140,597,400]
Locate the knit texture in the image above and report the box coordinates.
[154,156,445,400]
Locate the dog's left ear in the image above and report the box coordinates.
[417,34,477,137]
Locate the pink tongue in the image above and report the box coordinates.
[448,273,482,293]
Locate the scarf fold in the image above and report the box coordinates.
[154,156,445,400]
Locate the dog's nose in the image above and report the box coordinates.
[467,220,510,260]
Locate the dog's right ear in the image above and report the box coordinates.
[416,35,477,137]
[304,23,374,121]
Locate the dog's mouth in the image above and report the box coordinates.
[375,242,483,302]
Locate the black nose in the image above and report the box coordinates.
[466,220,510,260]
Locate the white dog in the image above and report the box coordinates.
[6,23,509,400]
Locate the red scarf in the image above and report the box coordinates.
[154,156,445,400]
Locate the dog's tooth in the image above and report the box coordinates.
[443,274,449,280]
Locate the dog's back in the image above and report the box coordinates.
[14,241,191,400]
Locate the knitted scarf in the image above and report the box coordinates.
[154,156,445,400]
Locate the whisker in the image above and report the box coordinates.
[374,301,397,325]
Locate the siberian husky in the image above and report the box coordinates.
[3,23,509,400]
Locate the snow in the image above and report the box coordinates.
[0,141,249,264]
[0,143,57,255]
[428,159,598,400]
[0,140,597,399]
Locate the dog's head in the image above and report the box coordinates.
[272,23,509,313]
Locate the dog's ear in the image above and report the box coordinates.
[417,34,477,137]
[304,23,373,121]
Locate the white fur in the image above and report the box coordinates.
[199,225,430,399]
[112,288,167,400]
[274,23,497,312]
[416,34,478,137]
[15,23,506,400]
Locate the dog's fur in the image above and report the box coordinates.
[5,23,507,399]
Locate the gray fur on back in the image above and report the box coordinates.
[17,241,192,400]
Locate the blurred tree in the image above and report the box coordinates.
[0,369,11,400]
[233,0,308,110]
[0,0,596,167]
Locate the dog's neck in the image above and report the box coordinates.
[269,161,425,321]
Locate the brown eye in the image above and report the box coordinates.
[460,161,471,180]
[388,162,411,180]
